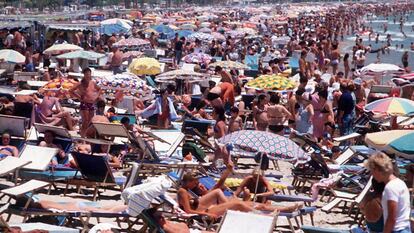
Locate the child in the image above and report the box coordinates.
[228,106,243,133]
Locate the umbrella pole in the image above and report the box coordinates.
[252,152,264,202]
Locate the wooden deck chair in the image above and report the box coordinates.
[92,122,130,139]
[0,157,31,184]
[217,210,277,233]
[149,130,185,157]
[34,123,73,153]
[67,151,124,201]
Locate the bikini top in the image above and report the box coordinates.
[320,106,330,114]
[0,147,13,154]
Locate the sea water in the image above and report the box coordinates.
[343,13,414,70]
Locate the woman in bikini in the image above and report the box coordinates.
[158,89,171,129]
[177,173,301,219]
[0,132,19,158]
[209,107,231,168]
[267,94,291,135]
[253,94,268,131]
[318,90,335,136]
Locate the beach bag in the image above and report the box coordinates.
[182,141,206,162]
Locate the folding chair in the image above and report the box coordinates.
[67,151,126,201]
[0,114,28,149]
[33,123,74,153]
[217,210,277,233]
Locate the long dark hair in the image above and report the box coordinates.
[214,106,226,122]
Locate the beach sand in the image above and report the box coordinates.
[2,159,356,232]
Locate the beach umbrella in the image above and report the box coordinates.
[180,23,197,30]
[188,32,214,42]
[44,44,83,55]
[0,49,25,63]
[364,97,414,116]
[142,28,159,35]
[182,52,212,64]
[39,78,78,99]
[128,57,161,75]
[156,69,206,82]
[208,61,249,70]
[365,130,414,160]
[97,73,153,100]
[100,18,133,35]
[113,38,151,48]
[211,32,226,41]
[199,27,212,33]
[152,24,175,34]
[167,30,194,39]
[245,75,296,91]
[225,30,246,38]
[200,22,211,28]
[219,130,309,162]
[123,51,143,59]
[57,50,105,60]
[236,27,257,35]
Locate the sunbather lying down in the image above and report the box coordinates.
[148,208,214,233]
[16,195,127,213]
[178,173,303,219]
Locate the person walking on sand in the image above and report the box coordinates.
[69,68,101,136]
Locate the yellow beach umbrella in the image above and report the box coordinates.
[128,57,161,75]
[246,75,296,91]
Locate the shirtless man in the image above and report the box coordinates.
[299,50,307,77]
[110,47,123,75]
[215,66,233,84]
[267,94,291,135]
[69,68,101,136]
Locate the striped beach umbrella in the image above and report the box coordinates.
[364,97,414,116]
[365,130,414,160]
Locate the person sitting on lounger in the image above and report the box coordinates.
[35,94,76,130]
[38,130,76,168]
[234,168,275,203]
[0,131,19,158]
[177,173,302,219]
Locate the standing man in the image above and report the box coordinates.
[110,46,123,74]
[174,37,185,68]
[337,84,355,136]
[69,68,101,136]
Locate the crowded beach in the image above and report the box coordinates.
[0,1,412,233]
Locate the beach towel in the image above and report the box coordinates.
[121,175,172,217]
[140,96,179,121]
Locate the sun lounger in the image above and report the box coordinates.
[67,152,126,200]
[217,210,277,233]
[333,132,362,143]
[33,123,73,153]
[0,114,28,139]
[19,145,58,171]
[301,225,352,233]
[149,129,185,158]
[92,122,130,139]
[322,177,372,215]
[1,180,136,232]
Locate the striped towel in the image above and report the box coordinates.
[121,175,172,217]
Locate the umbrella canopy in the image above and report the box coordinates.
[364,97,414,116]
[39,78,79,99]
[100,18,132,35]
[128,57,161,75]
[180,23,197,30]
[365,130,414,160]
[188,32,214,42]
[123,51,143,59]
[113,38,150,48]
[246,75,296,91]
[182,52,212,64]
[211,32,226,41]
[360,63,404,75]
[209,60,249,70]
[152,24,175,34]
[57,50,105,60]
[199,27,212,33]
[97,73,153,99]
[219,130,309,162]
[0,49,25,63]
[156,69,206,82]
[44,44,83,55]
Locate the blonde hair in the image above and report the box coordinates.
[364,152,394,175]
